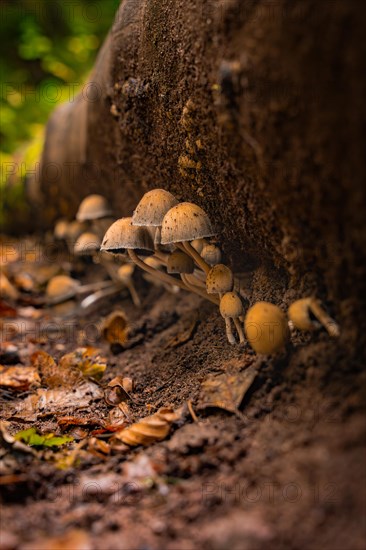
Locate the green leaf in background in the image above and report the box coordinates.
[14,427,73,447]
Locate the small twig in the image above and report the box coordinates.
[187,399,199,422]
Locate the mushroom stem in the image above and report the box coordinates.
[182,241,211,275]
[125,279,141,307]
[79,284,124,313]
[181,274,220,305]
[224,318,236,345]
[128,249,191,293]
[76,280,116,295]
[309,299,340,337]
[233,318,245,344]
[153,250,169,265]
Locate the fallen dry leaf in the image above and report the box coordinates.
[59,347,107,381]
[199,365,258,414]
[0,365,40,391]
[5,382,104,421]
[113,407,180,447]
[31,350,82,388]
[104,376,133,405]
[22,529,92,550]
[101,310,129,346]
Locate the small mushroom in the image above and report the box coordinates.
[206,264,234,296]
[167,250,218,304]
[161,202,216,274]
[191,238,208,254]
[132,188,178,246]
[46,275,112,305]
[46,275,81,304]
[74,232,101,257]
[117,264,141,307]
[101,217,189,293]
[54,219,69,241]
[219,291,245,344]
[65,220,88,253]
[201,244,222,266]
[245,302,289,354]
[288,297,340,337]
[76,194,112,221]
[167,250,194,274]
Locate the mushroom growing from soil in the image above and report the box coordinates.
[116,264,141,307]
[167,250,218,303]
[65,220,88,253]
[76,194,112,222]
[201,244,222,266]
[219,291,245,345]
[100,217,191,293]
[288,297,340,337]
[74,232,102,257]
[206,264,234,296]
[132,188,178,247]
[46,275,112,305]
[54,219,69,241]
[245,301,289,354]
[161,202,216,274]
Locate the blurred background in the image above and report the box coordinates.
[0,0,120,230]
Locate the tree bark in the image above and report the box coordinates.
[37,0,366,338]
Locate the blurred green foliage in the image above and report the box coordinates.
[0,0,120,230]
[0,0,120,155]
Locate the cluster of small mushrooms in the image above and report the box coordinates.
[53,190,340,352]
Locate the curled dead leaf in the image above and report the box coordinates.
[101,310,129,346]
[199,365,258,414]
[113,407,179,447]
[104,376,133,406]
[0,365,40,391]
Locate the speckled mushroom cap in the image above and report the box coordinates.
[167,250,194,274]
[206,264,234,294]
[132,189,179,227]
[74,232,101,256]
[161,202,216,244]
[76,194,112,221]
[46,275,81,301]
[219,291,243,318]
[100,217,154,256]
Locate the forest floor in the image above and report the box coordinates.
[1,238,365,550]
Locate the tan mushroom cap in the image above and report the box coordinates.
[54,219,69,240]
[219,291,243,318]
[245,301,289,354]
[74,232,101,256]
[201,244,222,266]
[167,250,194,274]
[288,298,319,331]
[66,220,88,242]
[100,217,154,256]
[132,189,179,227]
[46,275,81,301]
[161,202,216,244]
[76,194,112,221]
[206,264,234,294]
